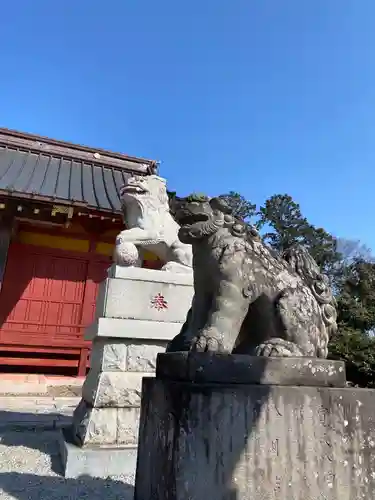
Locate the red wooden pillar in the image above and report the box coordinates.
[78,238,111,376]
[0,215,13,293]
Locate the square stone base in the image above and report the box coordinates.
[135,354,375,500]
[59,429,137,479]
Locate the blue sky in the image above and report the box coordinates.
[1,1,375,250]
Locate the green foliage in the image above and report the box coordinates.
[218,191,257,223]
[168,191,209,204]
[336,259,375,333]
[167,190,177,200]
[328,328,375,388]
[185,192,209,203]
[257,195,342,274]
[257,194,310,251]
[167,191,209,218]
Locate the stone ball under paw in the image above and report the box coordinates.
[113,240,141,267]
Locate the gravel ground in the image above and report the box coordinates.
[0,431,135,500]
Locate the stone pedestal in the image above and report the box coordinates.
[59,265,193,479]
[135,352,375,499]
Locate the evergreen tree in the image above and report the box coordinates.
[257,194,310,251]
[257,194,342,278]
[218,191,257,223]
[328,327,375,388]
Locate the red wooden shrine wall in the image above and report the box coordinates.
[0,242,110,350]
[0,221,163,375]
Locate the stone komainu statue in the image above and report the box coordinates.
[113,174,192,273]
[167,196,337,358]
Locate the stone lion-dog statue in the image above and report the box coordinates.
[113,174,192,273]
[167,195,337,357]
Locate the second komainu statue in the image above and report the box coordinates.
[167,195,338,358]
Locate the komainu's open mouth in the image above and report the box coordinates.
[121,185,147,195]
[177,212,210,226]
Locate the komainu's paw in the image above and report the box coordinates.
[161,261,192,274]
[254,338,305,357]
[190,333,226,353]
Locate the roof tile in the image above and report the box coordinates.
[0,129,157,213]
[0,146,138,212]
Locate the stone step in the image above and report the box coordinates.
[0,374,83,397]
[0,396,80,430]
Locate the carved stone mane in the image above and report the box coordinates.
[114,175,192,272]
[282,245,338,357]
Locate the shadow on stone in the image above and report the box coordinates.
[135,352,271,499]
[134,353,367,499]
[0,408,70,433]
[0,472,134,500]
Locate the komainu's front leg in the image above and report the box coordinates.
[116,228,162,246]
[114,228,163,266]
[168,291,211,352]
[192,280,249,353]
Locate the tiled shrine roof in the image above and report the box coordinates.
[0,128,157,213]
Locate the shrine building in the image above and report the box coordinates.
[0,128,160,376]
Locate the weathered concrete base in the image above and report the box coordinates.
[58,265,194,479]
[71,399,141,446]
[59,429,137,479]
[96,266,193,323]
[135,353,375,500]
[157,352,346,387]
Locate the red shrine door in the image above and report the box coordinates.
[0,242,110,373]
